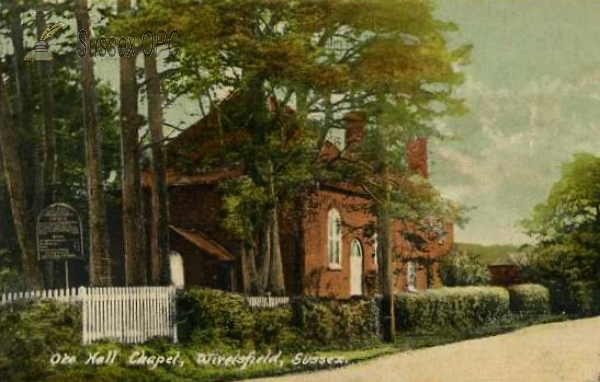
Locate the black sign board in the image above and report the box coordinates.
[36,203,84,261]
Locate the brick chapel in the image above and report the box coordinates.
[142,98,453,298]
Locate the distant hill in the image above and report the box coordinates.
[453,243,529,265]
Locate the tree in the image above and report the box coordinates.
[114,0,468,308]
[144,51,170,285]
[522,153,600,242]
[35,9,57,206]
[440,250,489,286]
[0,2,47,289]
[76,0,113,286]
[521,153,600,315]
[117,0,146,286]
[0,67,43,289]
[0,1,122,289]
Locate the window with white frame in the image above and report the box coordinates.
[327,209,342,269]
[407,261,417,291]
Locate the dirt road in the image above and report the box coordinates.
[245,317,600,382]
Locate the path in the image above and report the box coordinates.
[244,317,600,382]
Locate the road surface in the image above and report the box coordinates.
[244,317,600,382]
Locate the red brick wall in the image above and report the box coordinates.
[166,184,241,290]
[299,186,453,298]
[278,197,306,295]
[164,182,453,297]
[300,187,453,298]
[168,184,240,254]
[301,187,376,298]
[390,220,453,293]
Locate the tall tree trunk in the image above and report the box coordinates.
[36,8,56,287]
[247,242,260,294]
[259,220,271,293]
[0,71,44,290]
[118,0,146,286]
[239,243,250,294]
[36,9,56,206]
[9,7,36,210]
[266,160,285,296]
[268,202,285,296]
[76,0,112,286]
[293,195,306,295]
[375,127,396,342]
[144,53,170,285]
[377,196,395,342]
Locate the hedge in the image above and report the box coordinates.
[177,288,379,351]
[507,284,551,316]
[0,300,81,382]
[291,297,379,348]
[177,288,256,350]
[395,286,510,332]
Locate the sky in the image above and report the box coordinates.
[427,0,600,245]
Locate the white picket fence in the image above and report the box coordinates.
[1,286,177,345]
[245,295,290,308]
[1,288,81,304]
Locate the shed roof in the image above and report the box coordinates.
[490,252,529,267]
[169,225,235,262]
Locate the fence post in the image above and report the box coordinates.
[79,286,88,345]
[171,287,178,343]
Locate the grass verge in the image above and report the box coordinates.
[19,313,569,382]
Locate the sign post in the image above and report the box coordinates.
[36,203,84,289]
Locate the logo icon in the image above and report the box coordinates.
[24,22,66,61]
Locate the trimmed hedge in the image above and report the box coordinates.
[396,287,510,332]
[177,288,379,351]
[291,297,379,348]
[177,288,256,350]
[507,284,550,316]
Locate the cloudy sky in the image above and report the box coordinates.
[427,0,600,245]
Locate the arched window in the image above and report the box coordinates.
[327,209,342,269]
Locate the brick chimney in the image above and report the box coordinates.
[406,137,428,178]
[343,111,366,147]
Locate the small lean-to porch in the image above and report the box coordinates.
[169,225,237,291]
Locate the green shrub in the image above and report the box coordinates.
[525,244,600,316]
[178,290,379,352]
[291,297,379,348]
[252,307,301,351]
[440,251,490,286]
[0,300,81,382]
[334,299,379,345]
[292,297,337,346]
[507,284,550,316]
[0,267,26,293]
[177,288,255,350]
[396,287,510,333]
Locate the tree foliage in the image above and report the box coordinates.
[521,153,600,315]
[0,1,121,288]
[110,0,469,297]
[440,250,490,287]
[522,153,600,241]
